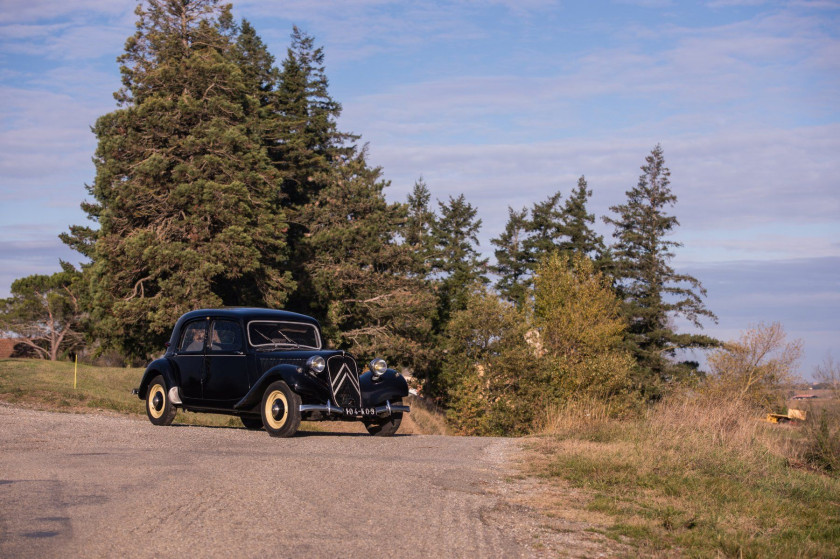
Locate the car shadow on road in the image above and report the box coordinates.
[168,423,409,437]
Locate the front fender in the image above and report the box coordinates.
[234,364,329,411]
[137,358,178,400]
[360,369,409,407]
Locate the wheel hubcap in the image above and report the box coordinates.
[271,398,285,420]
[152,392,163,411]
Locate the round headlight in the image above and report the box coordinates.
[307,355,326,373]
[369,358,387,379]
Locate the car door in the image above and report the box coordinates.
[171,318,207,402]
[202,318,249,404]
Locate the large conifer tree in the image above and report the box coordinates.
[299,150,435,366]
[64,0,293,357]
[604,144,717,386]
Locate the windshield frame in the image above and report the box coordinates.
[246,320,322,350]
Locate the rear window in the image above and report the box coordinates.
[247,321,321,349]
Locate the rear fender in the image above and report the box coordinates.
[137,358,178,400]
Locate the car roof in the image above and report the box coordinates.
[177,308,320,327]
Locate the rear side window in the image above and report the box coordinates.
[209,319,243,352]
[247,321,321,349]
[179,321,206,352]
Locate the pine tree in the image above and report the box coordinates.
[274,26,355,209]
[271,26,361,314]
[430,194,488,328]
[558,176,606,261]
[233,20,277,109]
[491,206,530,307]
[604,144,717,387]
[64,0,293,357]
[524,191,567,267]
[404,178,436,269]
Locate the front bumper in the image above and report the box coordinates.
[300,400,410,418]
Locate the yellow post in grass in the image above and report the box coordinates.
[74,354,78,390]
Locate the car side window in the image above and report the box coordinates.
[209,320,242,353]
[179,321,207,352]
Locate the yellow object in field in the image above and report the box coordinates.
[765,409,807,423]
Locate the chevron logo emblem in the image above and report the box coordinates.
[331,361,361,397]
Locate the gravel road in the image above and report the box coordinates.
[0,404,548,558]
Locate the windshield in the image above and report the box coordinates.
[247,320,321,349]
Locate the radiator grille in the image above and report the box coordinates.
[326,355,361,408]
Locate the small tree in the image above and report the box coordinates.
[533,253,634,402]
[706,322,802,410]
[0,264,86,360]
[815,355,840,399]
[440,287,536,435]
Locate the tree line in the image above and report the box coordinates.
[1,0,722,433]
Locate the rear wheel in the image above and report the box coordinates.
[146,375,176,426]
[364,399,403,436]
[260,381,301,438]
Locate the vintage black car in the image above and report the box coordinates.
[135,308,409,437]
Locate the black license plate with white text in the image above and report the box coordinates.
[344,407,377,417]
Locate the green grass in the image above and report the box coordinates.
[527,396,840,558]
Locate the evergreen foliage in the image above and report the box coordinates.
[604,144,718,388]
[523,191,566,267]
[404,178,436,275]
[491,177,605,307]
[430,194,488,327]
[272,26,360,315]
[274,26,356,209]
[491,206,530,307]
[557,176,606,261]
[65,0,293,357]
[298,149,435,366]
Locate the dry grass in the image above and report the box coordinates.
[524,391,840,557]
[403,394,451,435]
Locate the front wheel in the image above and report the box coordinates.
[364,399,403,436]
[146,375,176,426]
[260,381,301,438]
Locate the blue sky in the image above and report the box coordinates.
[1,0,838,377]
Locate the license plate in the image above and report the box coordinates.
[344,407,376,417]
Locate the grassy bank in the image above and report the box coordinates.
[0,358,443,433]
[525,395,840,557]
[0,358,248,427]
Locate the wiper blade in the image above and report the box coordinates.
[255,342,296,351]
[274,330,301,348]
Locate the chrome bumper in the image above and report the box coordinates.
[300,400,410,418]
